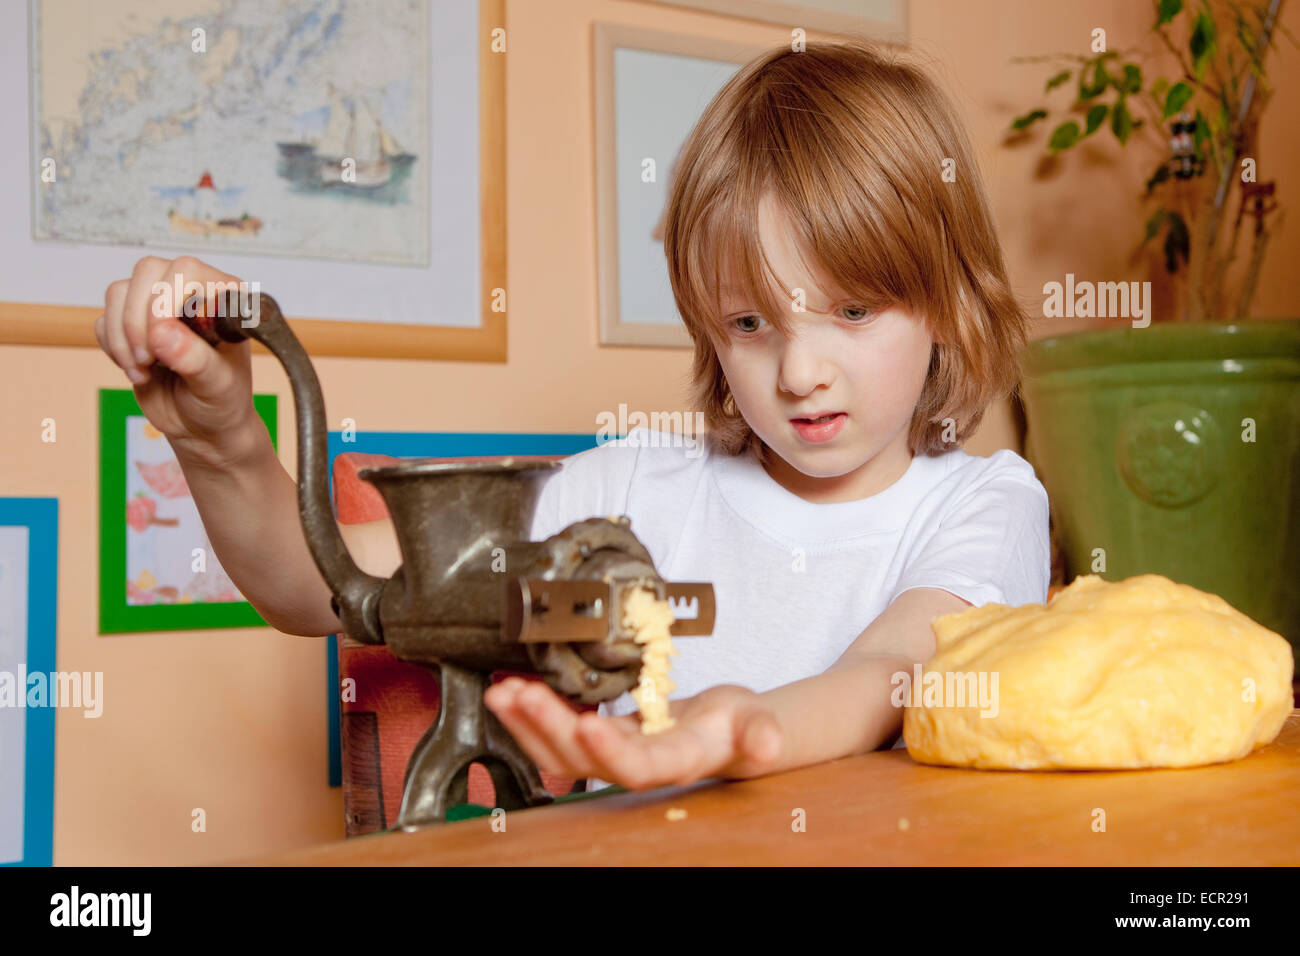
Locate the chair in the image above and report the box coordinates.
[332,451,595,836]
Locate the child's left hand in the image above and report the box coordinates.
[484,677,785,791]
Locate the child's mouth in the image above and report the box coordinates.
[790,412,847,442]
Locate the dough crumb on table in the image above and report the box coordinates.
[665,808,688,821]
[903,574,1295,770]
[621,586,677,734]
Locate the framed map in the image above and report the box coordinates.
[2,0,508,360]
[33,0,430,266]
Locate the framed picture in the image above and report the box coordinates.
[2,0,507,361]
[322,430,600,787]
[0,498,57,867]
[594,25,774,347]
[98,388,278,633]
[640,0,908,39]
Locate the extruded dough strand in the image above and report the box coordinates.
[621,586,678,734]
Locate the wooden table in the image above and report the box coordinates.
[248,711,1300,866]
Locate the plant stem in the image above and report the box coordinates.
[1233,208,1280,318]
[1195,0,1282,320]
[1154,20,1225,101]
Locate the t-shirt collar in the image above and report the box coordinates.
[710,439,945,542]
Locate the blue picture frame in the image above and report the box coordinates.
[323,432,599,787]
[0,498,58,867]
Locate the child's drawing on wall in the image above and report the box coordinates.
[125,418,242,605]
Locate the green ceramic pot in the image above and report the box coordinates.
[1021,319,1300,667]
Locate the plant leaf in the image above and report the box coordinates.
[1193,107,1209,151]
[1151,77,1170,101]
[1190,11,1216,80]
[1111,96,1134,145]
[1163,81,1193,117]
[1045,70,1071,92]
[1145,163,1171,195]
[1121,63,1142,93]
[1156,0,1182,26]
[1011,108,1048,130]
[1048,120,1081,151]
[1085,103,1108,135]
[1143,207,1168,244]
[1079,59,1109,99]
[1163,210,1190,273]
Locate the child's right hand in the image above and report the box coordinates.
[96,256,260,466]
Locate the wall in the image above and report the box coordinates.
[1,0,1295,864]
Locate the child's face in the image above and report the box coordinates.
[714,194,934,502]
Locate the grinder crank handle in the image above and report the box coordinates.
[171,288,389,646]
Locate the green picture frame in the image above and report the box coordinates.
[98,389,278,633]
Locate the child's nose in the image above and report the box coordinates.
[777,338,836,394]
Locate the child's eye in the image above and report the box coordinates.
[733,314,764,334]
[842,305,875,323]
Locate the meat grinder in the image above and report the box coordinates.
[175,290,716,830]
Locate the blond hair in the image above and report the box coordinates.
[662,38,1029,459]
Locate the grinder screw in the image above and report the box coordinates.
[584,670,600,686]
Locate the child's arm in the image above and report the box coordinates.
[177,432,346,637]
[96,256,351,638]
[726,586,971,778]
[484,586,971,791]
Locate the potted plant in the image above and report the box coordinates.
[1007,0,1299,665]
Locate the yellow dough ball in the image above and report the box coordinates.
[903,574,1294,770]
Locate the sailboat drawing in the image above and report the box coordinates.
[277,84,416,199]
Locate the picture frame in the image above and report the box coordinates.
[323,430,600,787]
[0,497,57,867]
[1,0,507,362]
[594,24,773,347]
[98,388,278,633]
[640,0,908,40]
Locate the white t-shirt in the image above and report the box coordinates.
[528,426,1051,790]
